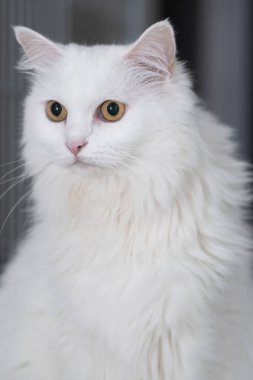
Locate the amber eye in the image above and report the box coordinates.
[100,100,125,122]
[46,100,68,122]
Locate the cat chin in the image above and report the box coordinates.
[69,161,102,177]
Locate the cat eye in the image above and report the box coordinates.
[100,100,125,122]
[46,100,68,122]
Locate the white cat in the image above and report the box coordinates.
[0,20,252,380]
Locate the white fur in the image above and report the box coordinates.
[0,21,252,380]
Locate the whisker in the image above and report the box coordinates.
[0,173,29,187]
[0,159,24,168]
[0,188,32,235]
[0,163,26,182]
[0,175,30,200]
[108,150,134,162]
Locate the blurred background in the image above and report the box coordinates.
[0,0,252,269]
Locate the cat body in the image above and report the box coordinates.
[0,21,252,379]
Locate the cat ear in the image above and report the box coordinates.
[13,26,63,72]
[126,20,176,79]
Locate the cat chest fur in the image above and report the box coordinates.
[39,179,214,380]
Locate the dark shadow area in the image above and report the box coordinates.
[160,0,200,91]
[72,2,126,45]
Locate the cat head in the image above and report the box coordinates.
[14,20,198,201]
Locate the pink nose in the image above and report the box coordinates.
[66,140,87,155]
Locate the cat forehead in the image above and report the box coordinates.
[36,43,131,100]
[30,43,131,107]
[61,43,129,73]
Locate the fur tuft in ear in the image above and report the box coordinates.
[126,20,176,80]
[13,26,63,72]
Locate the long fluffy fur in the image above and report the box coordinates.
[0,21,252,380]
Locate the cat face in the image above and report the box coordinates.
[22,45,151,175]
[15,21,197,185]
